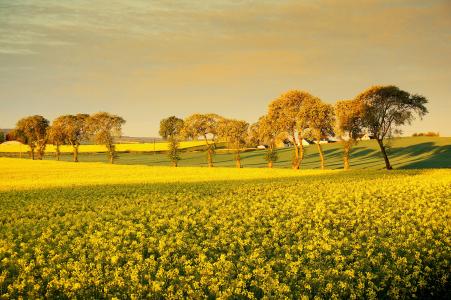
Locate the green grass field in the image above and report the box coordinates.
[0,158,450,298]
[3,136,448,169]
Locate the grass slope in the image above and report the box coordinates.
[6,136,448,169]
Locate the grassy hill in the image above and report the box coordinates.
[1,136,450,169]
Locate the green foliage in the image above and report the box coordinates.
[167,137,181,166]
[264,148,278,163]
[356,85,428,170]
[412,132,439,137]
[0,131,4,143]
[182,113,224,167]
[159,116,184,140]
[51,114,90,162]
[357,85,428,140]
[15,115,49,160]
[87,112,126,164]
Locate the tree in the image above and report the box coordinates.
[304,99,335,170]
[159,116,184,140]
[15,115,49,160]
[253,115,281,168]
[268,90,320,169]
[356,85,428,170]
[182,113,224,167]
[159,116,184,167]
[217,118,249,168]
[53,114,89,162]
[47,119,67,161]
[87,112,126,164]
[167,137,181,167]
[335,99,365,170]
[0,131,4,143]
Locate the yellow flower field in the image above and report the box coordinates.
[0,158,449,299]
[0,140,207,153]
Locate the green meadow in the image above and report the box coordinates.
[3,136,448,170]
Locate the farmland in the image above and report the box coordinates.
[0,140,207,154]
[2,136,449,169]
[0,158,450,298]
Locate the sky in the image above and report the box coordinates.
[1,0,450,137]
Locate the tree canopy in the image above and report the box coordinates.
[268,90,320,169]
[335,99,365,169]
[52,114,90,162]
[87,112,126,164]
[159,116,184,140]
[15,115,49,160]
[182,113,224,167]
[217,118,249,168]
[357,85,428,169]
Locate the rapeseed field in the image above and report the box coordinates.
[0,158,449,299]
[0,140,207,154]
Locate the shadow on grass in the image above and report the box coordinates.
[2,141,449,169]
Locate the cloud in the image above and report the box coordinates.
[0,48,36,55]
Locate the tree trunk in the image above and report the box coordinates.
[56,145,60,161]
[298,143,304,169]
[268,161,273,168]
[377,139,392,170]
[343,143,350,170]
[207,148,213,167]
[73,145,79,162]
[235,153,241,168]
[37,146,45,160]
[297,132,304,169]
[292,133,299,169]
[108,145,115,164]
[172,160,178,167]
[204,135,213,167]
[31,148,35,160]
[317,141,325,170]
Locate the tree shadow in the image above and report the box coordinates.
[398,144,451,169]
[349,142,451,169]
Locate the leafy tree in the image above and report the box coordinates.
[87,112,126,164]
[252,115,281,168]
[356,85,428,170]
[304,99,335,170]
[0,131,4,143]
[15,115,49,160]
[217,118,249,168]
[182,113,224,167]
[159,116,184,140]
[167,137,181,167]
[246,122,262,148]
[159,116,184,167]
[335,99,365,170]
[47,118,67,161]
[268,90,320,169]
[53,114,89,162]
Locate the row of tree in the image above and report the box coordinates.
[160,85,428,170]
[11,112,125,163]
